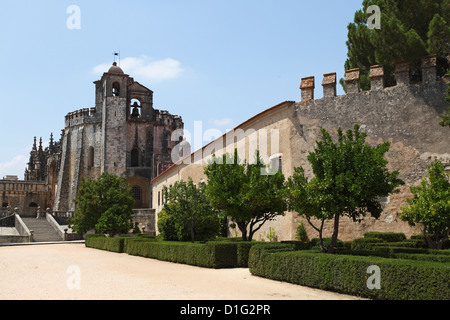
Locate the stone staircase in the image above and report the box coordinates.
[22,218,63,242]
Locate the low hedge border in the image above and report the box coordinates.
[248,243,450,300]
[85,235,257,269]
[335,247,450,263]
[85,234,128,253]
[364,232,406,242]
[124,239,255,268]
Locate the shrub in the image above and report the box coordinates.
[364,232,406,242]
[351,238,386,251]
[235,242,255,267]
[248,244,450,300]
[375,240,427,249]
[86,233,261,268]
[157,208,179,241]
[248,243,297,275]
[281,241,313,250]
[296,221,309,242]
[136,233,157,240]
[392,253,450,263]
[85,234,128,253]
[124,239,213,267]
[123,239,253,268]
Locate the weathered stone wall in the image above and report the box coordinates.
[103,96,128,178]
[133,209,156,235]
[289,58,449,241]
[54,109,103,211]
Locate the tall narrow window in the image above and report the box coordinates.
[131,149,140,167]
[88,147,94,168]
[112,82,120,97]
[131,186,142,209]
[132,186,142,201]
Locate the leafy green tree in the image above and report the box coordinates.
[69,172,135,235]
[341,0,449,91]
[286,167,332,252]
[204,150,287,241]
[95,204,133,237]
[160,178,220,242]
[400,160,450,249]
[157,208,178,241]
[295,220,309,242]
[286,125,404,253]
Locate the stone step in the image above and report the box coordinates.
[22,218,63,242]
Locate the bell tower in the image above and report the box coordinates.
[100,62,129,177]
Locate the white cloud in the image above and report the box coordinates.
[93,55,184,83]
[209,118,234,127]
[0,155,28,180]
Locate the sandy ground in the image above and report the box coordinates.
[0,243,362,301]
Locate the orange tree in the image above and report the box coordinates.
[204,150,287,242]
[286,125,404,253]
[400,160,450,249]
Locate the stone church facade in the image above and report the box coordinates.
[1,62,183,220]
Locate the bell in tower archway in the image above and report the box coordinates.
[131,101,141,118]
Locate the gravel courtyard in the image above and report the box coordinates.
[0,243,361,300]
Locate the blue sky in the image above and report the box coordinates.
[0,0,363,179]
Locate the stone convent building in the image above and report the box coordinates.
[152,55,449,241]
[1,62,183,217]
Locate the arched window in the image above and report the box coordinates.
[131,149,140,167]
[28,202,38,208]
[130,99,142,118]
[88,147,94,168]
[112,82,120,97]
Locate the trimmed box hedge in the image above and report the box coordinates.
[85,235,257,269]
[364,232,406,243]
[124,239,244,268]
[85,234,128,253]
[351,238,387,251]
[248,243,450,300]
